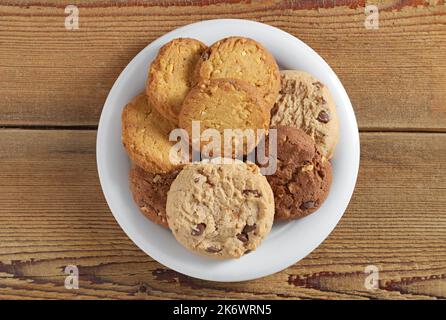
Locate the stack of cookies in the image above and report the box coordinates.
[122,37,339,259]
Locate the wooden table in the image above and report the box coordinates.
[0,0,445,300]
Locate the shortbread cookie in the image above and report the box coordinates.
[147,38,206,123]
[179,78,270,157]
[129,165,179,228]
[270,70,339,159]
[194,37,280,111]
[166,159,275,259]
[265,126,332,220]
[122,93,186,173]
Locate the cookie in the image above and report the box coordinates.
[122,93,186,173]
[194,37,280,111]
[147,38,207,123]
[179,78,270,157]
[166,159,275,259]
[264,126,332,220]
[270,70,339,159]
[129,165,179,228]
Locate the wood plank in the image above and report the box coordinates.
[0,1,445,129]
[0,129,445,299]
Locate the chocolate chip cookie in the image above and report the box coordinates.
[271,70,339,159]
[166,159,275,259]
[265,126,332,220]
[147,38,207,123]
[194,37,280,111]
[129,165,179,228]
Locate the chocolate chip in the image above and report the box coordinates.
[206,246,221,253]
[244,249,252,255]
[317,111,330,123]
[237,233,248,243]
[194,177,200,183]
[191,223,206,236]
[318,170,325,178]
[242,224,256,234]
[242,189,261,198]
[300,201,315,210]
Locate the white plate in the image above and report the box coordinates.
[97,19,360,282]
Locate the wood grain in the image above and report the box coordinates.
[0,129,445,299]
[0,1,445,129]
[1,0,445,300]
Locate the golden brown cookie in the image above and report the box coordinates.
[179,79,270,157]
[147,38,207,123]
[122,93,186,173]
[129,165,179,228]
[271,70,339,159]
[194,37,280,111]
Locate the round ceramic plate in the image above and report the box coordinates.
[97,19,360,282]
